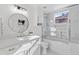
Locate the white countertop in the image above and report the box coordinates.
[0,35,40,49]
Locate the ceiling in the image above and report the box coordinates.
[18,4,73,12]
[37,4,73,12]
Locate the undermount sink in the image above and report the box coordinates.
[17,36,31,41]
[17,36,40,41]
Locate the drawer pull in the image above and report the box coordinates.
[8,48,15,51]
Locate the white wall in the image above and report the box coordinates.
[18,4,40,35]
[0,4,40,40]
[0,4,16,39]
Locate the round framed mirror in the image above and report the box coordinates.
[8,14,29,33]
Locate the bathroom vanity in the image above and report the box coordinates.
[0,36,40,55]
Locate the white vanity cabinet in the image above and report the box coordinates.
[0,36,40,55]
[0,45,21,55]
[13,37,40,55]
[13,43,32,55]
[13,40,37,55]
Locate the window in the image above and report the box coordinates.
[55,10,69,23]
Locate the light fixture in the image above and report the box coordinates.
[10,5,28,15]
